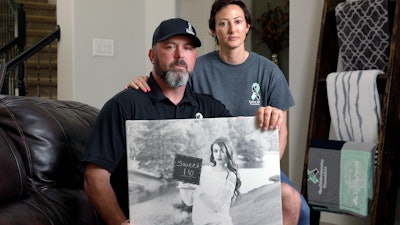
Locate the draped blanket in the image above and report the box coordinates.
[335,0,390,71]
[326,70,383,143]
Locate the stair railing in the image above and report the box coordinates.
[1,25,60,98]
[0,0,26,95]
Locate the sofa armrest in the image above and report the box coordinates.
[0,95,99,189]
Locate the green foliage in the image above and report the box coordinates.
[129,118,272,177]
[228,119,264,162]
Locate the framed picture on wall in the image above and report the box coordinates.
[126,117,283,225]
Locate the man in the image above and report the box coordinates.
[83,18,282,225]
[83,18,232,225]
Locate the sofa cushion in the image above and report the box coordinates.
[0,128,29,202]
[0,95,99,189]
[42,188,100,225]
[0,200,53,225]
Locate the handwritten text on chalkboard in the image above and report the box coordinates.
[172,154,202,185]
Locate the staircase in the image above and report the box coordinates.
[16,0,57,98]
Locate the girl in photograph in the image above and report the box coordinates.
[178,137,241,225]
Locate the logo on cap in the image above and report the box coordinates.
[186,22,195,36]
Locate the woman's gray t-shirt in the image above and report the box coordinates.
[189,51,295,116]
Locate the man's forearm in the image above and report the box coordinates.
[84,165,128,225]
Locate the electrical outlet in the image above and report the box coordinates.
[93,39,114,56]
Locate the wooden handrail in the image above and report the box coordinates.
[0,38,20,54]
[0,0,26,56]
[6,25,60,73]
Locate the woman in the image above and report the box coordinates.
[178,137,240,225]
[128,1,310,224]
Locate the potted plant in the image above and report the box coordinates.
[254,2,289,65]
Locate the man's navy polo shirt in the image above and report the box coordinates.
[83,74,231,218]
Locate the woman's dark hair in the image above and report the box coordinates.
[208,0,252,35]
[210,137,241,201]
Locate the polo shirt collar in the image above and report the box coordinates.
[147,73,199,107]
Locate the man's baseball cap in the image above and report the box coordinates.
[152,18,201,47]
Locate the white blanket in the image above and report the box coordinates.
[326,70,383,143]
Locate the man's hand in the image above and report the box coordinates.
[256,106,284,130]
[125,75,150,92]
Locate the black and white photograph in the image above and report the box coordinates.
[126,117,282,225]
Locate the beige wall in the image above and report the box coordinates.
[56,0,252,109]
[57,0,175,108]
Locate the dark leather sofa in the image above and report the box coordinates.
[0,95,100,225]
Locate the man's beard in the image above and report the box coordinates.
[154,57,189,88]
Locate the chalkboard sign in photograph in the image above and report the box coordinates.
[172,154,202,185]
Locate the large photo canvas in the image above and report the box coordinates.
[126,117,282,225]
